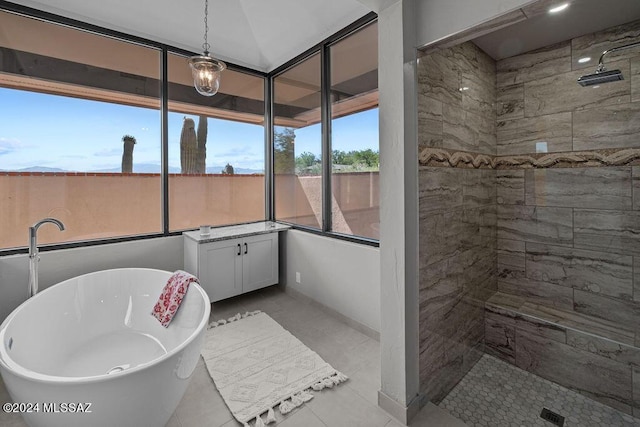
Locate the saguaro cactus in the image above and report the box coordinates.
[180,118,197,174]
[196,115,208,174]
[121,135,136,173]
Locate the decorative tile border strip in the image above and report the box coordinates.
[419,147,640,169]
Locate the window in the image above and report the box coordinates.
[167,53,265,231]
[330,22,379,240]
[274,53,322,229]
[0,10,162,249]
[0,4,375,252]
[273,20,379,241]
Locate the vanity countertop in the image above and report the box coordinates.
[183,221,290,244]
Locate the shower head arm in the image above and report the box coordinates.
[597,41,640,72]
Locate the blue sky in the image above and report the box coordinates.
[0,87,378,171]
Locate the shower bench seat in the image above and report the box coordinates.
[485,292,640,416]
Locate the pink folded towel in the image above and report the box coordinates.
[151,270,199,327]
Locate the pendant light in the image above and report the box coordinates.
[188,0,226,96]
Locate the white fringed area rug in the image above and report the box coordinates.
[202,311,348,427]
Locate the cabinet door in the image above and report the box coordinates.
[199,239,243,302]
[242,233,278,293]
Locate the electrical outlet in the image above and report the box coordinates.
[295,272,301,284]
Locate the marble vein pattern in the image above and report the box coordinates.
[574,103,640,150]
[496,205,573,246]
[497,112,572,156]
[496,41,571,86]
[525,243,634,300]
[571,19,640,71]
[524,167,633,210]
[524,59,631,117]
[574,209,640,256]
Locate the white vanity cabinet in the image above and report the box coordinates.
[183,223,286,303]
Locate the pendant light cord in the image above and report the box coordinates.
[202,0,210,55]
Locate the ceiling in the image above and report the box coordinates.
[7,0,372,72]
[474,0,640,60]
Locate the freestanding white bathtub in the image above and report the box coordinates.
[0,268,210,427]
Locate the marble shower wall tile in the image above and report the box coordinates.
[418,51,461,107]
[635,257,640,302]
[524,59,631,117]
[498,278,573,310]
[524,167,633,210]
[462,169,496,207]
[574,209,640,256]
[443,103,496,155]
[634,167,640,210]
[515,330,633,413]
[574,103,640,150]
[497,238,525,281]
[496,112,572,155]
[496,83,524,120]
[566,329,640,367]
[496,41,571,87]
[497,205,573,246]
[418,95,443,149]
[574,290,640,327]
[419,167,462,213]
[497,170,524,205]
[634,367,640,417]
[632,57,640,102]
[418,41,496,404]
[485,309,516,363]
[525,243,634,300]
[514,312,566,343]
[571,19,640,71]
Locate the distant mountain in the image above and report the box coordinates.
[14,166,67,172]
[206,166,264,175]
[3,164,264,174]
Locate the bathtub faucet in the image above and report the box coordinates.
[28,218,65,298]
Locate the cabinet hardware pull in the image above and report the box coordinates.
[237,243,241,256]
[244,242,248,254]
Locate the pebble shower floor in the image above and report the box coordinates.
[439,354,640,427]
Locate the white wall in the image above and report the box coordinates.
[0,236,183,322]
[280,230,380,333]
[415,0,534,48]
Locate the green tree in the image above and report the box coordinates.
[222,163,235,175]
[295,151,317,170]
[332,149,349,165]
[274,128,295,174]
[121,135,136,173]
[196,115,208,174]
[353,148,379,167]
[180,117,197,174]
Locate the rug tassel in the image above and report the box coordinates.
[266,407,276,424]
[312,381,324,391]
[243,423,250,427]
[291,394,303,406]
[279,400,294,415]
[255,415,266,427]
[299,390,314,402]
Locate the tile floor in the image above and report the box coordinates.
[440,354,640,427]
[0,286,465,427]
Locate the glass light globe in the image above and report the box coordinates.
[188,55,226,96]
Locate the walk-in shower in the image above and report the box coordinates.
[577,41,640,86]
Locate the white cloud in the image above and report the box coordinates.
[0,138,25,156]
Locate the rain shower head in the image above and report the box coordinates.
[577,40,640,87]
[577,69,624,86]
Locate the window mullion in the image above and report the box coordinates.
[321,44,332,233]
